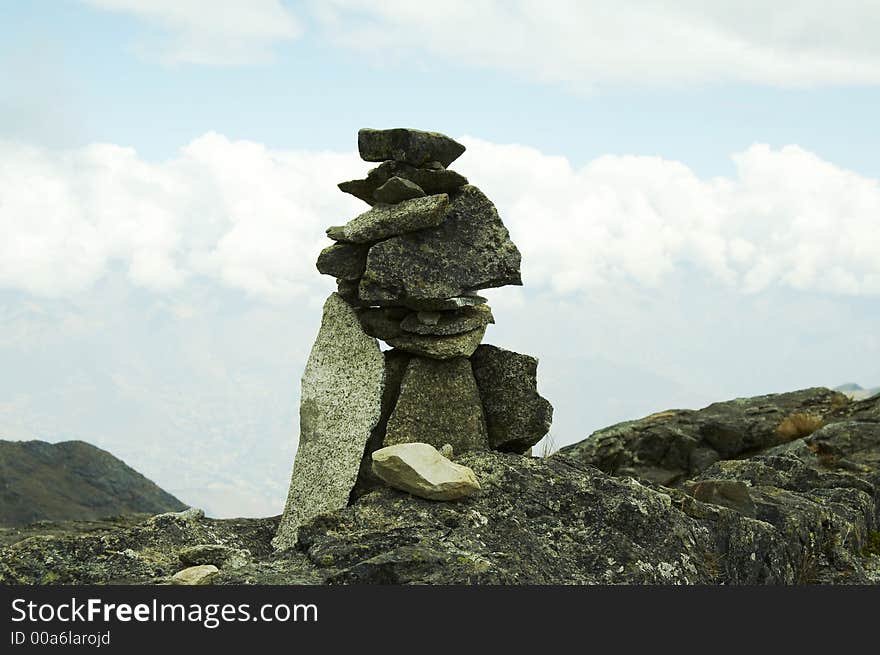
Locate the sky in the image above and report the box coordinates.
[1,1,878,517]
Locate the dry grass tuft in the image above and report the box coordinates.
[776,412,824,442]
[538,433,557,458]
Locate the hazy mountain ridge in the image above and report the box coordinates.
[835,383,880,400]
[0,439,187,526]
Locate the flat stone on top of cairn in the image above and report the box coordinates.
[274,127,553,548]
[358,127,466,167]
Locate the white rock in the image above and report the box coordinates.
[371,443,481,501]
[171,565,218,585]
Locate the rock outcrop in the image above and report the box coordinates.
[1,391,877,585]
[559,387,848,485]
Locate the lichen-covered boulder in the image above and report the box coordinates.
[559,387,849,486]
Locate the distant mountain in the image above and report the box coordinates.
[835,383,880,400]
[0,440,187,526]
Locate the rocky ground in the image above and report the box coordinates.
[1,387,877,585]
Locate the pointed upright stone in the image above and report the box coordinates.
[470,345,553,454]
[384,357,488,453]
[358,128,466,168]
[273,293,385,549]
[359,185,522,305]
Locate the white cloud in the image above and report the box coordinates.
[456,138,880,296]
[0,134,363,299]
[313,0,880,88]
[82,0,301,65]
[2,133,879,301]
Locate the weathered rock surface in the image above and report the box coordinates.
[350,349,412,501]
[179,544,251,569]
[3,388,876,586]
[316,243,369,280]
[358,128,466,168]
[359,186,521,305]
[385,324,487,359]
[336,279,369,307]
[327,194,449,244]
[171,564,218,585]
[394,294,488,312]
[401,304,494,336]
[471,345,553,453]
[371,443,481,501]
[339,161,468,206]
[385,357,489,453]
[686,479,757,518]
[373,176,425,204]
[273,293,385,549]
[559,387,849,486]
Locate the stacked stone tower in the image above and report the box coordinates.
[273,128,552,549]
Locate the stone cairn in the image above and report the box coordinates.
[273,128,553,549]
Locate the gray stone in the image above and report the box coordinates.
[385,324,486,359]
[338,161,468,206]
[394,294,488,312]
[470,345,553,453]
[358,127,466,168]
[316,243,369,280]
[371,443,481,501]
[359,186,521,305]
[401,304,494,336]
[373,176,425,204]
[273,293,385,549]
[327,194,449,244]
[336,279,368,307]
[171,564,218,585]
[357,307,404,341]
[385,356,488,453]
